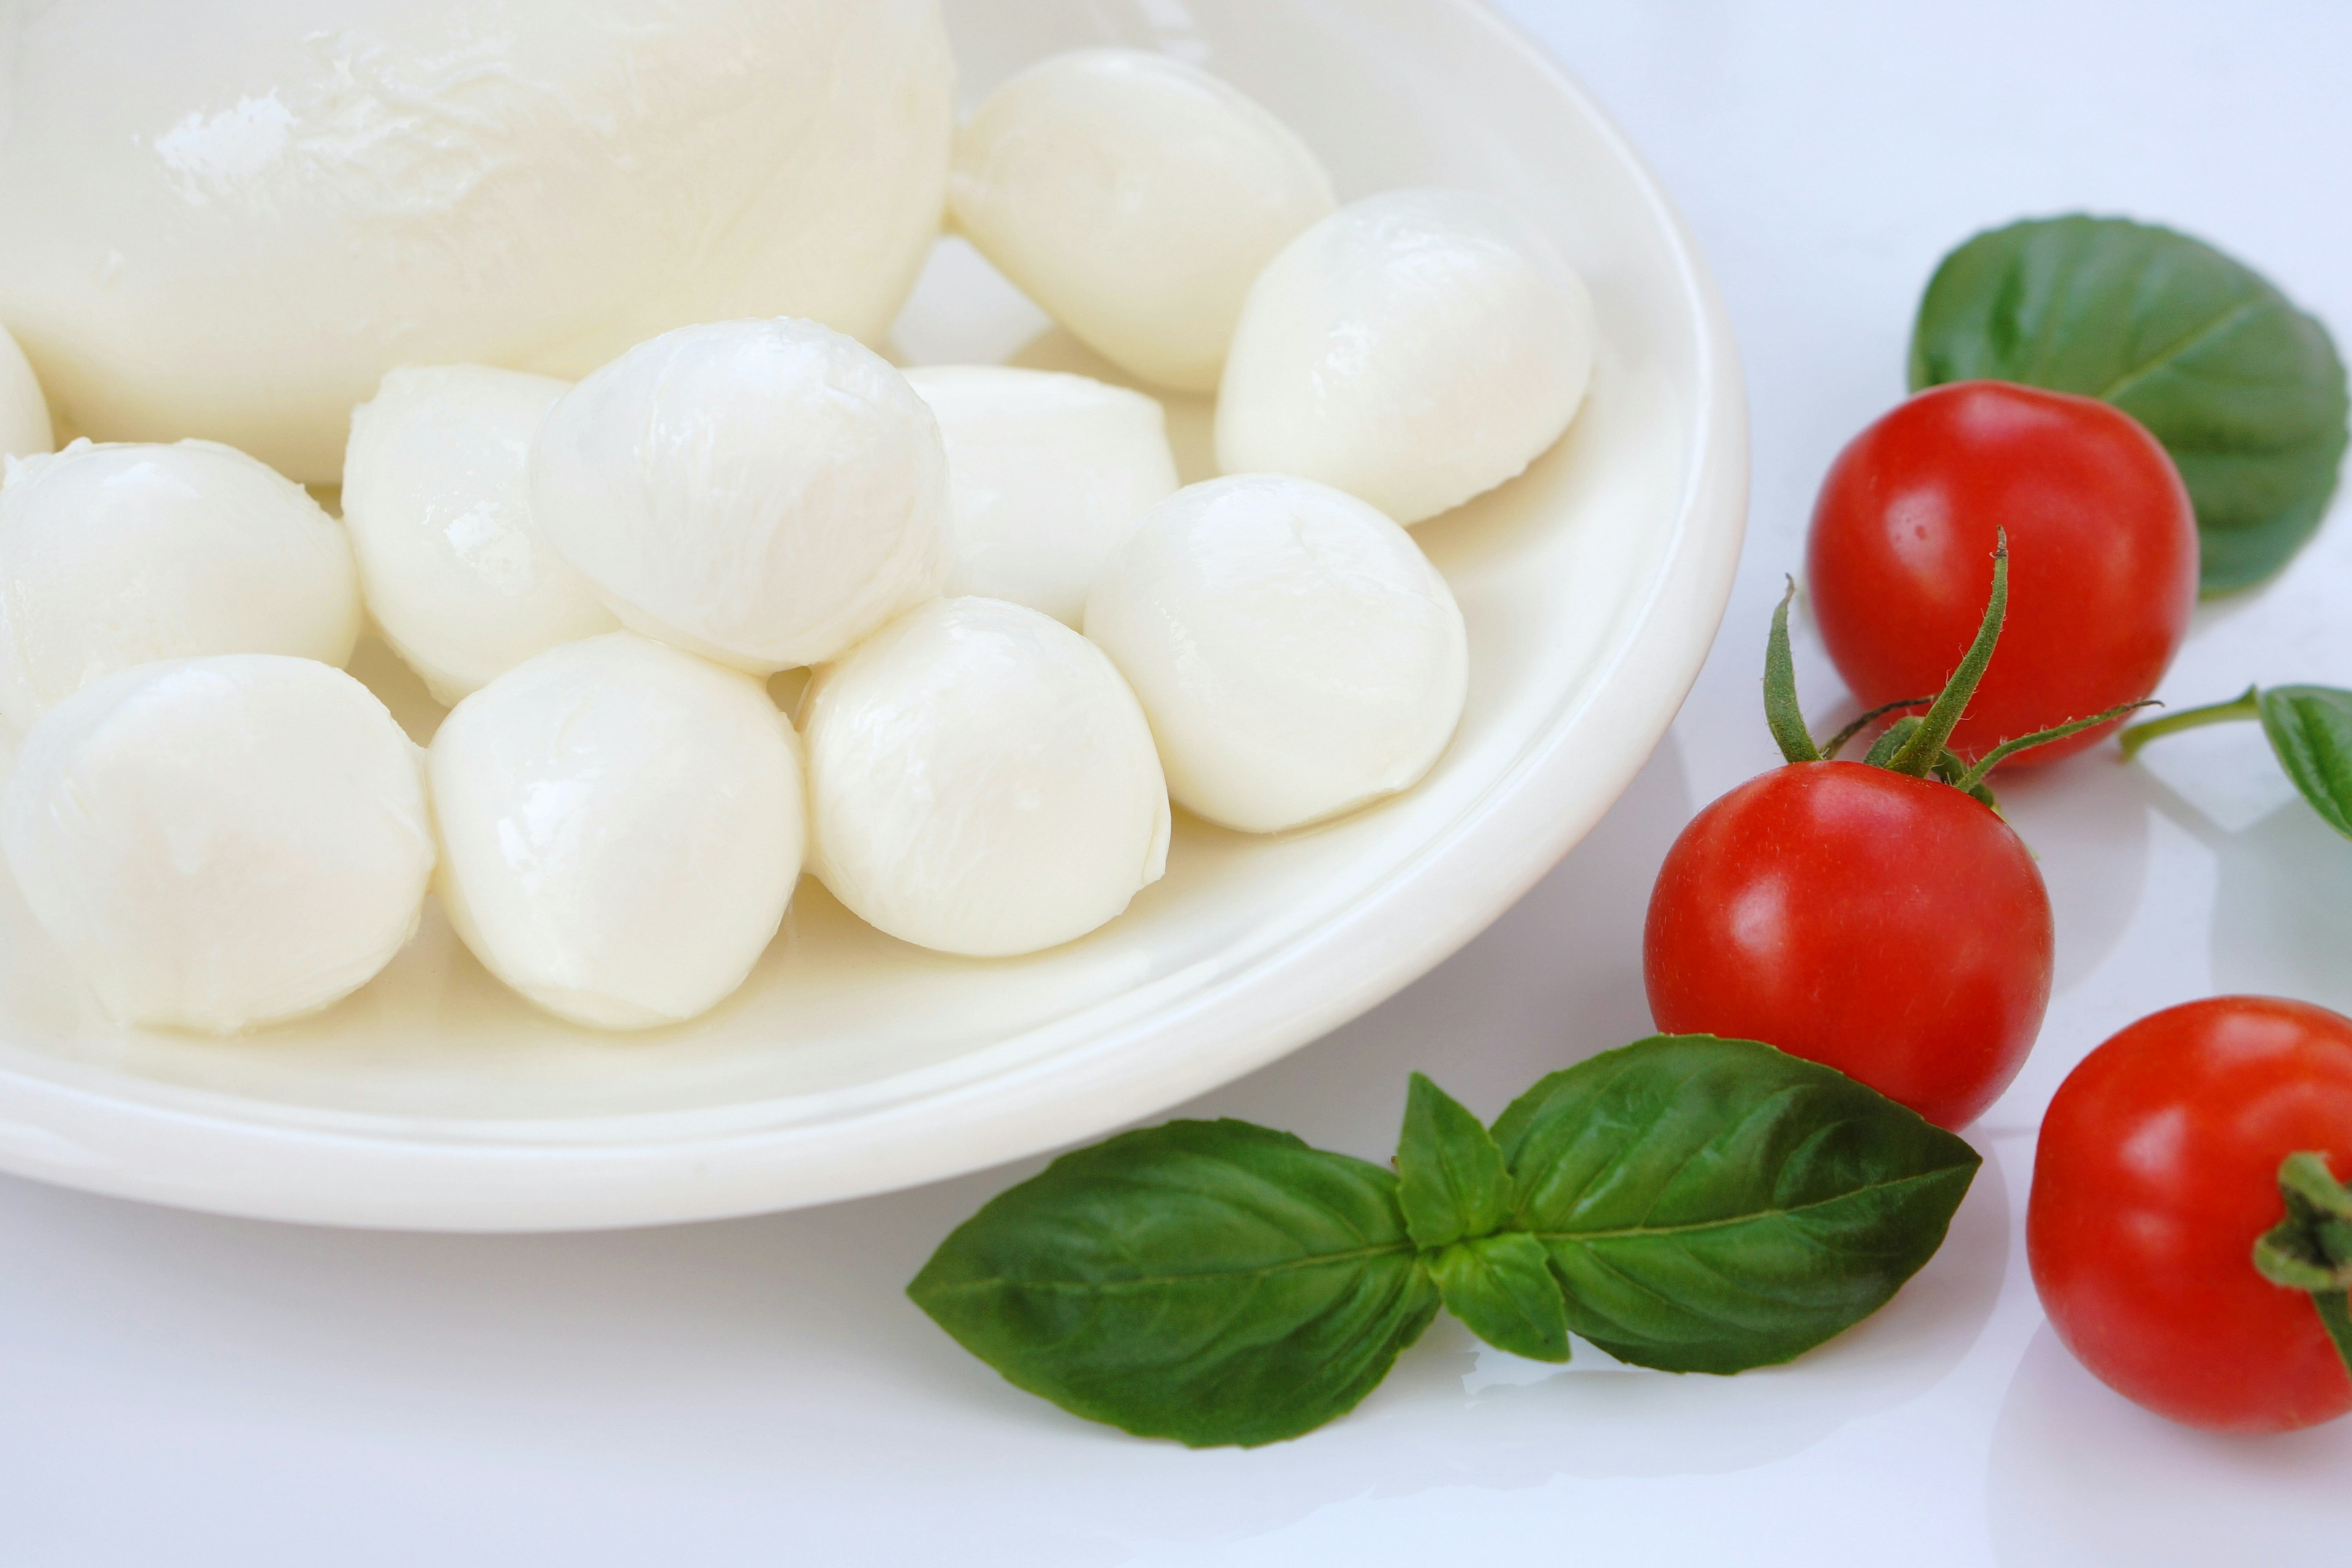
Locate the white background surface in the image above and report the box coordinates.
[9,2,2352,1562]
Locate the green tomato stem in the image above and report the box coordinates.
[1951,700,2162,795]
[1764,579,1822,766]
[1820,696,1938,761]
[1863,715,1924,769]
[1887,535,2010,778]
[2119,687,2261,761]
[2252,1152,2352,1383]
[2317,1291,2352,1381]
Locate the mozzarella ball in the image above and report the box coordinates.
[1,656,434,1034]
[0,440,361,731]
[431,633,804,1030]
[343,366,619,705]
[0,0,954,483]
[1085,475,1467,834]
[0,323,51,460]
[949,50,1335,393]
[905,367,1181,627]
[805,598,1169,957]
[1217,189,1596,524]
[531,320,947,674]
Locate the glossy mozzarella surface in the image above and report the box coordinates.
[1217,189,1595,524]
[0,0,954,483]
[0,440,360,731]
[905,367,1180,627]
[0,323,51,461]
[0,656,434,1033]
[343,366,618,705]
[805,597,1169,957]
[431,633,804,1031]
[949,50,1335,393]
[1085,475,1467,834]
[531,320,948,674]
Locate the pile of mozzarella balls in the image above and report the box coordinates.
[0,46,1593,1037]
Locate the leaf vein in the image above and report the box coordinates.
[1528,1166,1967,1245]
[2098,295,2269,403]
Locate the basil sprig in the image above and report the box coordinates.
[910,1035,1982,1447]
[1910,214,2350,594]
[2124,684,2352,841]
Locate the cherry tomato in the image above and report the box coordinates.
[2029,996,2352,1433]
[1807,380,2198,767]
[1643,760,2052,1130]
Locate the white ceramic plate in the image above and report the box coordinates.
[0,0,1745,1231]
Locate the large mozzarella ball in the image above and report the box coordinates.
[431,633,804,1030]
[905,367,1180,627]
[1,656,434,1034]
[0,440,361,731]
[0,323,51,460]
[343,366,619,705]
[0,0,954,483]
[805,598,1169,957]
[1085,475,1467,834]
[1217,189,1596,524]
[531,320,948,674]
[949,50,1335,393]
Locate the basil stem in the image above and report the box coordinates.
[2124,684,2352,841]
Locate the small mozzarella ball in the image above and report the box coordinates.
[343,366,620,705]
[0,322,52,460]
[531,320,947,673]
[431,633,804,1030]
[949,50,1336,393]
[0,440,361,731]
[1,656,434,1034]
[805,598,1169,957]
[1085,475,1467,834]
[905,367,1181,627]
[1217,189,1596,524]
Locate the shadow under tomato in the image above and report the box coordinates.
[1990,749,2160,995]
[2195,794,2352,1018]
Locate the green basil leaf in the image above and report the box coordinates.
[2258,685,2352,840]
[907,1119,1439,1448]
[1493,1035,1981,1374]
[1429,1231,1572,1364]
[1910,214,2350,594]
[1394,1071,1513,1248]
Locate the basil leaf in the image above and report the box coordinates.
[2258,685,2352,840]
[1910,214,2350,593]
[1393,1071,1513,1248]
[1429,1231,1572,1364]
[907,1118,1439,1448]
[1493,1035,1981,1374]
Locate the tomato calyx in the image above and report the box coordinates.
[2252,1152,2352,1380]
[1768,533,2155,802]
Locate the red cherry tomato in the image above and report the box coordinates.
[2029,996,2352,1433]
[1643,760,2053,1129]
[1807,380,2198,766]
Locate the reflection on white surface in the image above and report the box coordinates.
[1987,1329,2352,1567]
